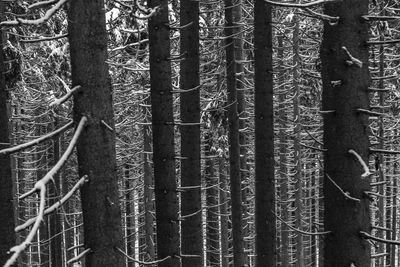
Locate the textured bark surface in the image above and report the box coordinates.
[0,0,16,263]
[179,1,202,265]
[148,1,180,266]
[67,0,124,266]
[254,1,276,266]
[224,0,245,265]
[321,1,371,266]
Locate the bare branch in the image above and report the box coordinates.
[16,176,88,232]
[1,0,68,26]
[50,85,81,107]
[348,149,371,178]
[116,247,171,265]
[0,121,73,155]
[264,0,341,8]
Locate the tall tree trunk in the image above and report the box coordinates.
[219,157,229,267]
[0,0,16,263]
[292,15,304,267]
[142,96,155,261]
[124,166,134,267]
[179,1,202,265]
[321,1,371,266]
[49,117,62,267]
[224,0,245,265]
[205,133,219,266]
[254,1,275,266]
[67,0,124,265]
[277,34,289,267]
[148,2,180,266]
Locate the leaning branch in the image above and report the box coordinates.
[4,117,87,267]
[273,212,331,236]
[50,85,81,107]
[0,121,73,155]
[20,116,87,200]
[16,176,88,232]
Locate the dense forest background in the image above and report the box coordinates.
[0,0,399,266]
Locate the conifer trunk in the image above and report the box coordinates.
[148,2,180,266]
[179,1,203,265]
[0,0,16,262]
[254,1,275,265]
[67,0,124,265]
[321,1,371,265]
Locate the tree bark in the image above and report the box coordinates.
[148,2,180,266]
[0,0,16,263]
[67,0,124,265]
[321,1,371,266]
[224,1,245,265]
[254,1,275,266]
[179,1,203,265]
[205,133,220,266]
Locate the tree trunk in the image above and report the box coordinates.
[205,133,219,266]
[49,117,62,267]
[142,96,155,262]
[254,1,275,266]
[224,1,245,265]
[292,15,304,267]
[219,157,229,267]
[148,1,180,266]
[179,1,202,265]
[67,0,124,265]
[0,0,16,263]
[321,1,371,266]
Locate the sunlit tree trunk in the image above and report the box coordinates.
[67,0,124,265]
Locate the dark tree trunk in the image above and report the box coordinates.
[224,1,245,265]
[49,118,62,267]
[148,2,180,266]
[254,1,275,266]
[321,1,371,266]
[0,0,16,263]
[179,0,202,265]
[67,0,124,266]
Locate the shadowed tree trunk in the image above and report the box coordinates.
[224,0,245,265]
[148,1,180,266]
[321,1,371,266]
[0,0,16,263]
[180,0,203,265]
[67,0,124,266]
[254,1,275,266]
